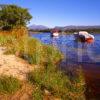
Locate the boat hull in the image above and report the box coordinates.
[86,38,94,43]
[74,34,85,42]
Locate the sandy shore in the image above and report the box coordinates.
[0,47,34,80]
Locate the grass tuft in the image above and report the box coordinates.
[0,76,21,94]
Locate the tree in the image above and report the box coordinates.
[0,5,32,30]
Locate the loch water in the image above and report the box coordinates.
[31,32,100,99]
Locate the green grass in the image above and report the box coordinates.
[28,63,85,99]
[0,76,21,94]
[32,86,43,100]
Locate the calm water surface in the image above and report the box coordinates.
[31,32,100,99]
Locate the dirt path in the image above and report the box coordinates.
[0,47,34,80]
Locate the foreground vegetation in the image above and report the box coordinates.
[28,63,85,99]
[0,4,86,99]
[0,28,86,99]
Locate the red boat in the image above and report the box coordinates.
[74,31,94,43]
[86,37,94,43]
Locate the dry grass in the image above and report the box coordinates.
[0,26,28,38]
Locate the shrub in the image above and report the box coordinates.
[17,36,62,65]
[41,45,62,64]
[0,76,21,94]
[0,4,32,30]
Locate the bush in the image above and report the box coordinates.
[0,76,21,94]
[0,4,32,30]
[41,45,62,64]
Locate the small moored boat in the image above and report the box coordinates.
[74,31,94,43]
[51,29,59,37]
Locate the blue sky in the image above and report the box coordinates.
[0,0,100,27]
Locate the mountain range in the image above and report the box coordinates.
[29,24,100,30]
[54,25,100,30]
[29,24,49,30]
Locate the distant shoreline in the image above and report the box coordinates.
[29,29,100,34]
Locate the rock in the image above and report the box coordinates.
[15,51,21,57]
[44,89,51,95]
